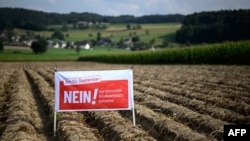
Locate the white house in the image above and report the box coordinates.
[123,38,133,46]
[47,40,67,48]
[83,43,90,50]
[74,41,91,50]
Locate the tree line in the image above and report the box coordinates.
[0,8,184,31]
[175,9,250,44]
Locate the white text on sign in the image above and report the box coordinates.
[64,89,98,105]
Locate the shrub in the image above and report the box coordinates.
[31,38,47,54]
[0,40,4,52]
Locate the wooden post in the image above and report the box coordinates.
[54,67,57,137]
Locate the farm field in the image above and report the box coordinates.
[0,62,249,141]
[14,23,181,45]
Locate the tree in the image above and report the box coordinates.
[137,24,142,29]
[76,45,81,55]
[96,32,101,41]
[126,24,131,30]
[51,30,65,40]
[150,38,155,45]
[61,23,69,32]
[31,38,47,54]
[0,40,4,52]
[132,36,140,42]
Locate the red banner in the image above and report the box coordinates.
[59,80,129,110]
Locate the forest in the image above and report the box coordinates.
[0,8,184,31]
[176,9,250,43]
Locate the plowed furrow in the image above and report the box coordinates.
[83,111,156,141]
[25,69,102,141]
[134,90,227,140]
[134,65,250,97]
[0,70,14,137]
[0,70,53,140]
[37,69,55,87]
[135,73,250,100]
[136,79,250,116]
[121,104,216,141]
[134,83,247,124]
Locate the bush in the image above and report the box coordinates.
[0,40,4,52]
[31,38,47,54]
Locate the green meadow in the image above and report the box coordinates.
[0,46,125,61]
[16,23,181,45]
[1,23,181,61]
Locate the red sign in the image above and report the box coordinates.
[59,80,129,110]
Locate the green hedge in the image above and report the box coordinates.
[78,40,250,65]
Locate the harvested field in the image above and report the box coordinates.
[0,62,249,141]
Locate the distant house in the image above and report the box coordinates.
[123,38,133,46]
[77,21,93,28]
[60,40,67,48]
[74,41,91,50]
[53,42,60,48]
[0,32,6,40]
[99,37,112,45]
[47,40,67,48]
[23,40,34,46]
[97,22,109,28]
[47,40,54,48]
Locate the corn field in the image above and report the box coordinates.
[79,40,250,65]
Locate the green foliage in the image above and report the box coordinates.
[0,40,4,52]
[126,24,131,30]
[96,32,101,41]
[76,45,81,55]
[78,40,250,65]
[31,38,48,54]
[61,23,69,32]
[176,9,250,43]
[132,36,140,42]
[51,30,65,40]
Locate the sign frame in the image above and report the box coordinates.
[53,67,135,136]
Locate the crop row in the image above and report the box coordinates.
[0,69,15,138]
[0,70,54,140]
[25,69,102,140]
[137,86,226,139]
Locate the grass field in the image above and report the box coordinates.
[1,23,181,61]
[0,46,126,61]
